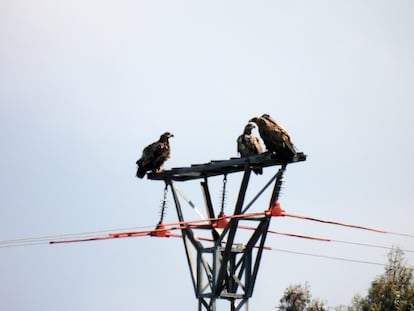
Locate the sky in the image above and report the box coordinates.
[1,1,414,310]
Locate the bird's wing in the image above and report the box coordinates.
[263,118,295,150]
[238,134,263,157]
[252,135,263,154]
[261,115,291,138]
[237,135,245,154]
[138,142,161,166]
[152,141,170,160]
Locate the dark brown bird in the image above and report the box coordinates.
[136,132,174,178]
[249,114,296,160]
[237,123,263,174]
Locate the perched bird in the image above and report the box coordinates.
[136,132,174,178]
[237,123,263,174]
[249,114,296,160]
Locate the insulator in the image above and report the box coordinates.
[220,174,228,213]
[159,199,168,222]
[159,184,169,222]
[219,190,227,213]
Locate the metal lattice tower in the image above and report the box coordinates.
[148,152,306,310]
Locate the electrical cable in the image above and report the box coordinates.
[331,239,414,253]
[2,212,414,253]
[0,225,154,248]
[387,231,414,238]
[267,247,386,267]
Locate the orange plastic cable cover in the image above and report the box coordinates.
[110,231,152,238]
[212,212,229,228]
[162,211,266,228]
[149,222,171,237]
[50,213,267,244]
[51,207,386,244]
[265,200,285,217]
[168,233,272,250]
[238,224,331,242]
[267,229,331,242]
[284,213,387,233]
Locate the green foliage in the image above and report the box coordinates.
[277,282,328,311]
[277,247,414,311]
[349,247,414,311]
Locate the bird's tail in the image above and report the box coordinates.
[136,168,146,178]
[280,141,297,160]
[253,167,263,175]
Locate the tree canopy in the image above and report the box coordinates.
[349,247,414,311]
[277,247,414,311]
[277,282,327,311]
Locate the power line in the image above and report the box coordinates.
[1,218,414,255]
[0,241,49,248]
[0,225,154,248]
[1,227,412,268]
[283,212,386,234]
[268,247,386,267]
[388,231,414,239]
[331,239,414,253]
[2,238,387,267]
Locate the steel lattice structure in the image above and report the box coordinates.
[148,152,306,310]
[48,151,395,310]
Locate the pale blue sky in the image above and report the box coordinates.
[1,1,413,310]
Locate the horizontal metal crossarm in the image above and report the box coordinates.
[147,152,306,181]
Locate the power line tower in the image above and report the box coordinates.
[148,152,306,311]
